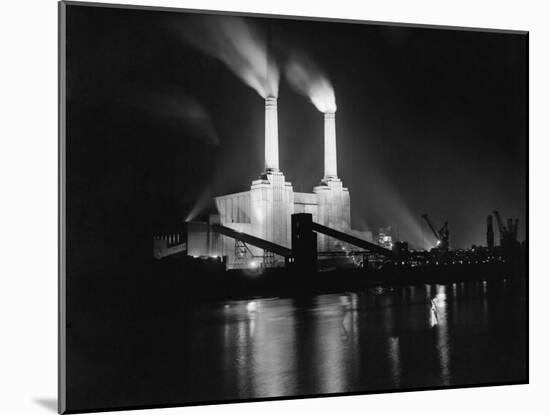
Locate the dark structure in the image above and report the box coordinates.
[422,213,450,251]
[212,223,292,259]
[291,213,318,273]
[310,221,393,257]
[392,241,410,261]
[487,214,495,249]
[494,210,519,249]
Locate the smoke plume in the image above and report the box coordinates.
[175,15,279,98]
[141,90,219,146]
[285,53,336,113]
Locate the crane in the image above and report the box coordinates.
[493,211,519,247]
[422,214,449,251]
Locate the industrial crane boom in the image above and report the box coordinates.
[422,214,440,241]
[422,213,450,250]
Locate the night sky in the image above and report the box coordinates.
[66,4,527,252]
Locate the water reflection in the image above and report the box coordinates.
[193,279,525,400]
[388,336,401,388]
[432,285,451,385]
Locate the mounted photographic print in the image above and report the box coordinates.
[58,1,528,413]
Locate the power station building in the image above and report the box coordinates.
[183,96,372,268]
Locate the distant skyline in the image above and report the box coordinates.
[67,5,527,249]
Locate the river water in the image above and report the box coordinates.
[67,278,527,410]
[174,279,526,402]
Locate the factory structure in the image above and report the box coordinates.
[152,99,522,270]
[149,20,525,275]
[178,96,372,268]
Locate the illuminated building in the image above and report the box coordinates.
[377,227,393,250]
[188,96,371,267]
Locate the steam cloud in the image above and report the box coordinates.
[142,91,219,146]
[176,16,279,98]
[285,54,337,113]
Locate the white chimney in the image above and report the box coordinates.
[324,111,337,179]
[264,96,279,172]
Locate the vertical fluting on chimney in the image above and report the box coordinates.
[324,111,337,180]
[264,96,279,173]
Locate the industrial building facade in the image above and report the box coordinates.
[215,172,353,249]
[185,96,372,268]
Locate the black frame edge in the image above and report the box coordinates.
[58,1,67,414]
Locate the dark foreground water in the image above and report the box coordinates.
[67,278,527,410]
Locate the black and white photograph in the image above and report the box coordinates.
[58,1,528,413]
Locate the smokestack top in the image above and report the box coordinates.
[265,96,277,110]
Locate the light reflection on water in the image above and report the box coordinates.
[431,285,450,385]
[192,280,525,400]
